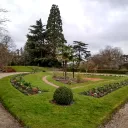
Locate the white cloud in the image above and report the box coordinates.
[1,0,128,55]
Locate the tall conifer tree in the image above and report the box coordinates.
[46,4,66,58]
[25,19,46,64]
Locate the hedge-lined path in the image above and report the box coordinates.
[0,72,27,128]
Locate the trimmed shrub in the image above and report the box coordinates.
[53,86,73,105]
[67,68,128,74]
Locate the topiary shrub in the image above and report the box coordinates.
[53,86,73,105]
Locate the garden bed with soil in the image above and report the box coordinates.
[53,76,103,85]
[81,79,128,98]
[84,77,103,81]
[10,73,48,95]
[53,76,87,84]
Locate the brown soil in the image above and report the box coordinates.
[85,77,103,81]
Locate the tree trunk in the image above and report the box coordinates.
[64,60,67,80]
[73,60,75,78]
[62,61,64,76]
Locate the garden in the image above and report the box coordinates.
[0,66,128,128]
[1,3,128,128]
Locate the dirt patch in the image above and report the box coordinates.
[84,77,103,81]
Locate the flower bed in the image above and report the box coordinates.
[53,74,87,84]
[10,73,48,95]
[80,80,128,98]
[2,67,16,72]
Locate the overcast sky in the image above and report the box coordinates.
[1,0,128,54]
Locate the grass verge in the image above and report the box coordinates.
[0,72,128,128]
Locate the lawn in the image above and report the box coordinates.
[0,71,128,128]
[8,66,51,72]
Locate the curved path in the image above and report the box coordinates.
[42,75,128,128]
[42,76,85,89]
[0,72,27,128]
[42,76,59,88]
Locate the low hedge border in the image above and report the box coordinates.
[67,68,128,74]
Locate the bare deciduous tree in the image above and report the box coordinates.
[89,46,123,70]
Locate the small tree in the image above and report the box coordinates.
[73,41,91,71]
[57,44,71,79]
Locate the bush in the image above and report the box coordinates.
[53,86,73,105]
[34,58,61,67]
[67,68,128,74]
[76,73,84,83]
[2,67,16,72]
[87,69,128,74]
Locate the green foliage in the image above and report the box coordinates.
[87,69,128,74]
[25,19,48,65]
[46,4,66,57]
[76,73,84,83]
[53,86,73,105]
[34,58,61,67]
[73,41,91,67]
[1,73,128,128]
[81,79,128,98]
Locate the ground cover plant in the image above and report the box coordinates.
[81,79,128,98]
[0,71,128,128]
[10,73,48,95]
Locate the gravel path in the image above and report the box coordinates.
[102,103,128,128]
[42,76,59,88]
[0,72,26,128]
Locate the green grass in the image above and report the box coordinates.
[9,66,51,72]
[47,72,122,88]
[0,72,128,128]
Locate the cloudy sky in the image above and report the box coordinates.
[1,0,128,54]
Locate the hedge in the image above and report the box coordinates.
[67,68,128,74]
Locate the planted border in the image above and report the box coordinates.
[80,79,128,98]
[10,73,48,95]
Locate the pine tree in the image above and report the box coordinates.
[25,19,46,64]
[73,41,91,67]
[46,4,66,58]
